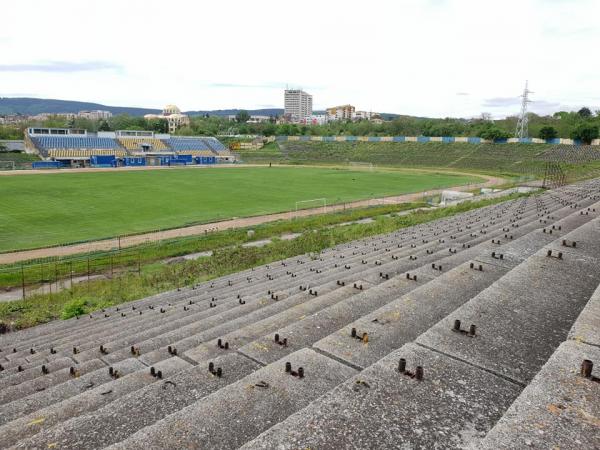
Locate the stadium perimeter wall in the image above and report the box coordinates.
[277,136,592,145]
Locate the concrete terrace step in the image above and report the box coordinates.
[107,349,358,450]
[183,281,373,364]
[479,340,600,450]
[5,357,191,449]
[239,343,521,450]
[0,359,105,406]
[313,258,510,369]
[0,358,145,426]
[416,218,600,385]
[5,354,258,449]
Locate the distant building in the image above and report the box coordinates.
[78,110,112,120]
[0,115,28,125]
[353,110,379,121]
[300,114,328,126]
[144,104,190,133]
[227,115,272,124]
[30,112,76,122]
[284,89,313,122]
[327,105,355,121]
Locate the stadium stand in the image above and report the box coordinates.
[118,138,170,152]
[202,137,229,152]
[48,149,127,158]
[31,136,120,150]
[1,179,599,449]
[167,138,211,152]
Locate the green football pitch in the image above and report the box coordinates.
[0,166,481,252]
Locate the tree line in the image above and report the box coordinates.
[1,107,599,144]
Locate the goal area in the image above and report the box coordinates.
[294,198,327,217]
[0,161,15,170]
[347,161,374,171]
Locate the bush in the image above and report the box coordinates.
[476,123,510,140]
[570,124,599,144]
[61,298,87,319]
[539,126,558,140]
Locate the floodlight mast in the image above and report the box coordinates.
[515,81,533,139]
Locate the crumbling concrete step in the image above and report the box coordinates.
[184,282,372,364]
[6,354,258,449]
[0,359,105,406]
[568,282,600,347]
[479,340,600,450]
[0,358,145,426]
[239,343,521,450]
[314,259,509,369]
[417,220,600,385]
[108,348,357,450]
[5,357,191,449]
[239,272,435,366]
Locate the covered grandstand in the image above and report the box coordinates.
[25,128,234,167]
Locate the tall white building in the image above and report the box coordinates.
[284,89,313,122]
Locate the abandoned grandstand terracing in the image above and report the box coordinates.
[25,128,234,168]
[0,179,599,449]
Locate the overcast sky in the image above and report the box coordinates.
[1,0,598,118]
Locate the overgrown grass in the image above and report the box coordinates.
[0,192,529,331]
[0,202,424,289]
[237,141,600,182]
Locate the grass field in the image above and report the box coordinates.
[0,166,480,252]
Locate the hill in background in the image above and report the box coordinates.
[0,98,399,119]
[0,98,284,118]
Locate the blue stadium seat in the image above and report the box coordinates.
[32,136,119,150]
[168,138,211,151]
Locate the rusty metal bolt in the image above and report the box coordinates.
[362,333,369,343]
[453,319,461,331]
[415,366,424,381]
[398,358,406,373]
[581,359,593,378]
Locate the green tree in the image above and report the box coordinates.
[476,123,510,140]
[98,120,111,131]
[538,126,558,140]
[570,124,599,144]
[578,107,592,118]
[147,118,169,133]
[236,110,250,123]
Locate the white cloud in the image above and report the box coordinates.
[0,0,598,117]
